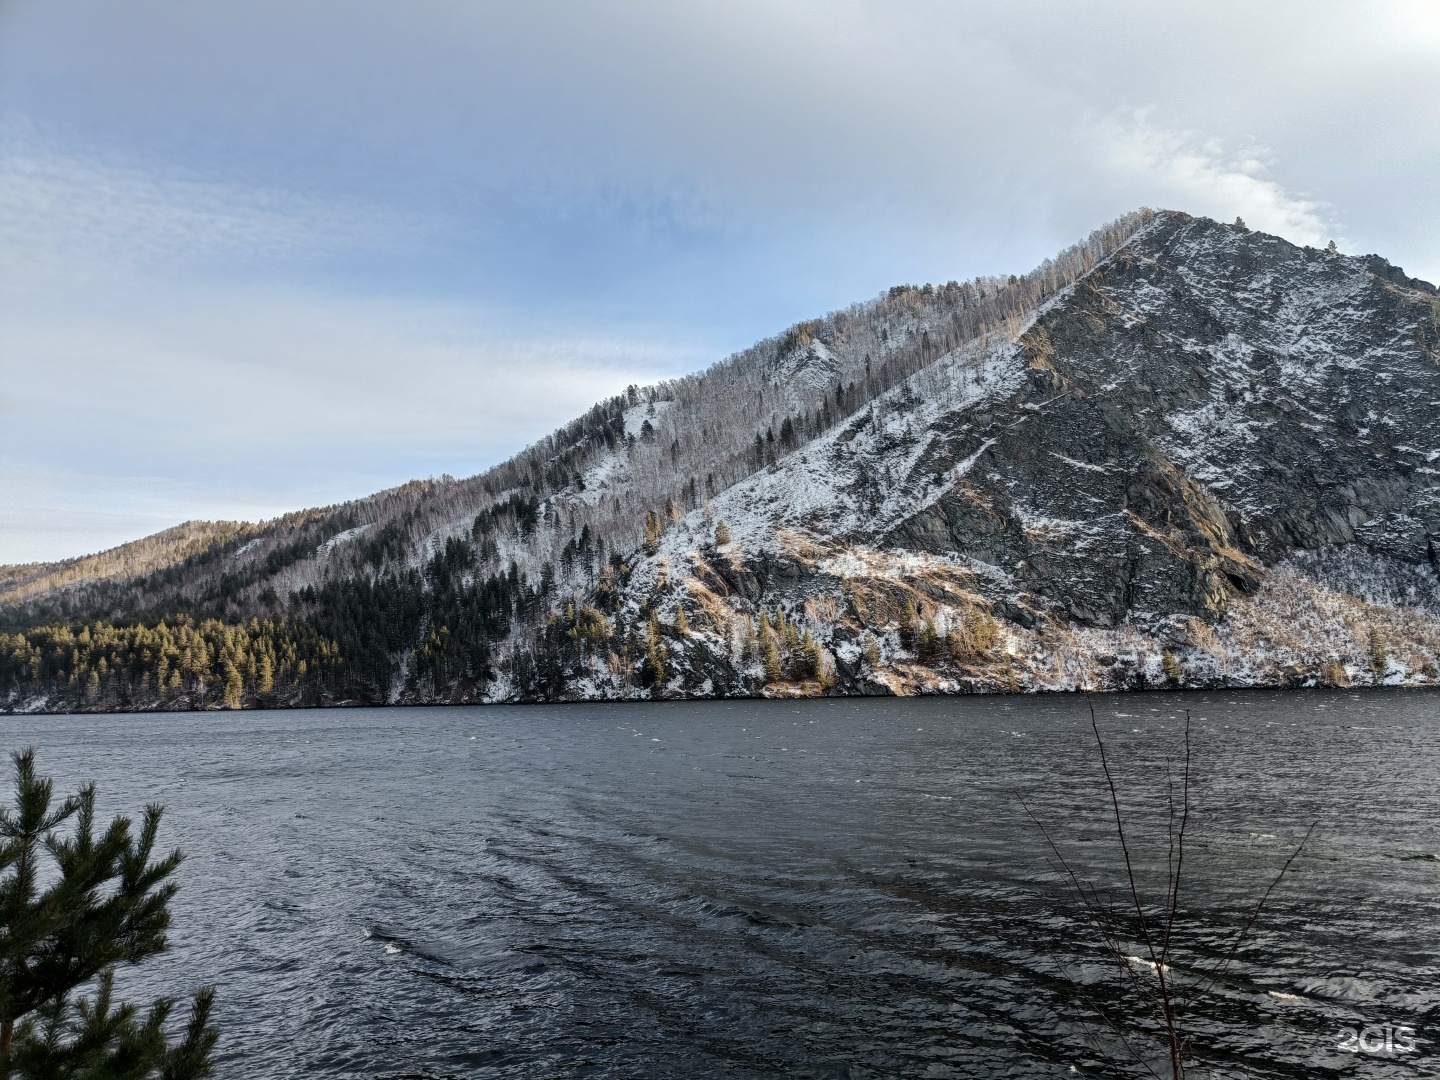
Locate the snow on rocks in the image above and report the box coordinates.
[672,337,1028,556]
[316,523,373,557]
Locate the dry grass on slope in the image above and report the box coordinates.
[1030,560,1440,692]
[0,520,259,608]
[1208,564,1440,686]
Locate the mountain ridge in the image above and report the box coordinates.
[7,209,1440,711]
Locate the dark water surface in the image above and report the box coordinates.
[3,690,1437,1077]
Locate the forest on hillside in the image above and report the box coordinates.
[2,211,1158,711]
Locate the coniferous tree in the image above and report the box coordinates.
[0,750,217,1079]
[861,633,881,670]
[917,620,940,663]
[642,512,663,554]
[758,614,783,683]
[898,603,919,651]
[788,630,819,680]
[640,615,667,691]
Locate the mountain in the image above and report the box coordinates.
[5,209,1440,712]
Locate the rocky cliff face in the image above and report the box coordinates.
[608,213,1440,699]
[897,214,1440,625]
[6,210,1440,711]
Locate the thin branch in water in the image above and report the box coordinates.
[1086,697,1184,1076]
[1194,821,1318,999]
[1019,795,1168,1080]
[1030,702,1318,1080]
[1160,712,1191,968]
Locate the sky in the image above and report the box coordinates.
[2,1,1438,565]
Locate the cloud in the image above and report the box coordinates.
[0,132,427,285]
[0,253,699,562]
[0,465,292,567]
[0,137,706,563]
[1097,115,1329,247]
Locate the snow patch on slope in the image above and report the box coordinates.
[623,400,673,439]
[680,337,1027,556]
[317,524,373,557]
[578,451,630,506]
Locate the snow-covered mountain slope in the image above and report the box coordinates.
[6,210,1440,711]
[2,211,1150,633]
[593,213,1440,699]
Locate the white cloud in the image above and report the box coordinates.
[0,133,426,284]
[0,466,294,567]
[0,228,698,563]
[1098,115,1329,247]
[0,137,704,563]
[1373,0,1440,52]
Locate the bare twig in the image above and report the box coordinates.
[1020,795,1167,1079]
[1022,798,1166,1010]
[1085,697,1184,1076]
[1193,821,1317,999]
[1160,713,1191,968]
[1028,700,1318,1080]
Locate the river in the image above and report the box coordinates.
[3,689,1436,1077]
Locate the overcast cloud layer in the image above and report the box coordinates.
[2,0,1437,563]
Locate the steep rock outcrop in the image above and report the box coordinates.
[618,213,1440,697]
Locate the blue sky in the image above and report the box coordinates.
[3,1,1438,563]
